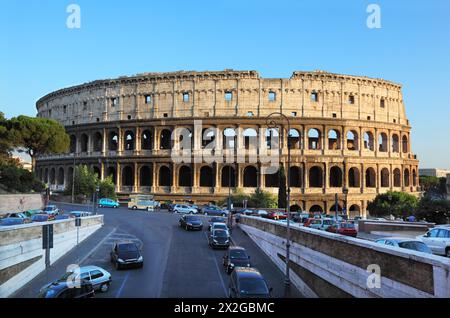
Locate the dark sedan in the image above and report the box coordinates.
[203,205,228,217]
[37,280,94,298]
[223,246,251,274]
[0,217,25,226]
[208,229,230,249]
[110,241,144,270]
[179,215,203,231]
[229,267,272,298]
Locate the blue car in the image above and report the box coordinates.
[98,198,120,208]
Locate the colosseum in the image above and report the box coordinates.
[35,70,420,217]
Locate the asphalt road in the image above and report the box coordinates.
[13,202,302,298]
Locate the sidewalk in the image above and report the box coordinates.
[11,225,116,298]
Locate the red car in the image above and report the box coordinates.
[266,211,287,220]
[303,218,318,227]
[326,222,358,237]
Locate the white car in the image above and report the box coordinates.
[416,226,450,257]
[70,211,92,218]
[210,222,230,234]
[256,210,268,217]
[173,204,197,214]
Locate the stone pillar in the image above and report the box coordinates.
[133,163,139,193]
[102,128,107,155]
[135,127,141,155]
[118,127,123,155]
[151,162,157,193]
[237,165,243,188]
[116,162,121,192]
[171,163,177,193]
[100,161,105,181]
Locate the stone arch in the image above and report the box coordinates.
[404,168,410,187]
[179,165,193,187]
[378,132,388,152]
[412,169,417,187]
[328,129,341,150]
[349,204,361,218]
[109,132,118,151]
[141,130,153,150]
[348,167,360,188]
[365,167,376,188]
[329,166,343,187]
[265,128,279,150]
[223,128,236,149]
[329,203,342,212]
[308,128,321,150]
[140,165,153,187]
[265,169,279,188]
[381,168,390,187]
[67,167,73,185]
[346,130,359,150]
[393,168,401,187]
[124,130,135,151]
[70,135,77,153]
[243,166,257,187]
[44,168,49,183]
[201,128,216,149]
[402,135,409,153]
[288,129,301,149]
[290,204,301,212]
[289,166,302,188]
[93,132,102,152]
[122,166,134,186]
[309,166,323,188]
[159,166,172,186]
[160,129,172,150]
[243,128,258,150]
[364,131,374,151]
[80,133,89,152]
[309,205,323,213]
[200,166,214,187]
[57,167,65,185]
[221,165,236,187]
[50,168,56,184]
[392,134,399,153]
[107,167,116,184]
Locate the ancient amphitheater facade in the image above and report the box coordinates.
[35,70,420,217]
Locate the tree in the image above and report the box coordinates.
[9,116,69,170]
[367,191,419,218]
[420,175,447,199]
[0,161,44,193]
[278,163,287,209]
[249,189,278,209]
[65,165,117,200]
[99,176,117,200]
[415,197,450,224]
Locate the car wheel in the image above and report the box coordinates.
[174,210,178,214]
[185,224,189,231]
[100,283,110,293]
[99,204,102,208]
[204,212,208,216]
[446,248,450,258]
[113,205,118,209]
[132,206,137,210]
[222,213,226,217]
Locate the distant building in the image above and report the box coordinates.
[12,155,32,172]
[419,168,450,178]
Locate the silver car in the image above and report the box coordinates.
[376,237,432,254]
[416,226,450,257]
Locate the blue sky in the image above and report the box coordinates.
[1,0,449,168]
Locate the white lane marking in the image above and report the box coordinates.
[79,227,117,265]
[203,231,228,297]
[115,272,130,298]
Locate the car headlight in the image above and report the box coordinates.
[213,239,218,243]
[187,223,192,226]
[138,256,143,262]
[247,263,251,267]
[117,258,124,263]
[229,263,235,268]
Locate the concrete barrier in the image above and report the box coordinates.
[0,194,45,216]
[239,216,450,298]
[0,215,104,298]
[358,220,434,234]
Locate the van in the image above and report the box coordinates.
[128,194,157,211]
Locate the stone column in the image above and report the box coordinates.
[133,163,139,193]
[151,162,157,193]
[118,127,123,155]
[116,162,121,192]
[100,161,105,181]
[102,128,107,155]
[135,127,141,155]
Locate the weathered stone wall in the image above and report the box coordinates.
[0,194,45,215]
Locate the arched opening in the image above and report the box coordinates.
[328,129,340,150]
[179,166,192,187]
[309,205,323,213]
[122,166,134,186]
[243,166,257,187]
[159,166,172,186]
[107,167,116,184]
[223,128,236,150]
[349,205,360,218]
[50,168,56,184]
[265,128,279,150]
[413,169,417,187]
[349,167,360,188]
[92,166,101,179]
[202,128,216,149]
[404,169,410,187]
[160,129,172,150]
[93,132,102,152]
[67,167,73,185]
[124,131,135,151]
[244,128,257,150]
[392,134,399,153]
[329,204,342,212]
[265,169,279,188]
[381,168,390,187]
[57,167,64,185]
[109,132,118,151]
[177,128,193,150]
[394,168,401,187]
[141,130,153,150]
[364,131,374,151]
[80,134,89,152]
[221,166,236,187]
[402,135,409,153]
[347,130,359,150]
[329,166,343,187]
[365,168,376,188]
[140,165,152,187]
[70,135,77,153]
[309,166,323,188]
[289,166,302,188]
[44,168,49,183]
[288,129,301,149]
[200,166,214,187]
[378,133,388,152]
[290,204,301,212]
[308,128,321,150]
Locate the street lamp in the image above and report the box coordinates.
[71,153,76,204]
[266,112,291,287]
[343,187,349,219]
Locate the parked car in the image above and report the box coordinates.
[98,198,120,208]
[266,211,286,220]
[208,217,227,230]
[292,212,311,224]
[43,205,60,216]
[37,280,95,298]
[376,237,432,254]
[223,246,251,274]
[306,218,335,231]
[255,210,269,217]
[41,265,112,294]
[23,209,43,217]
[173,204,197,214]
[326,222,358,237]
[54,215,70,220]
[167,203,176,212]
[179,215,203,231]
[5,213,31,223]
[69,211,92,218]
[233,209,253,216]
[416,226,450,257]
[190,204,201,213]
[0,217,25,226]
[209,229,230,249]
[31,214,52,222]
[229,267,272,298]
[210,222,230,234]
[110,241,144,269]
[203,205,228,216]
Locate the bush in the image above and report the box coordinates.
[367,191,418,218]
[0,162,44,193]
[66,165,116,200]
[99,176,117,200]
[415,197,450,224]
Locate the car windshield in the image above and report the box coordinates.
[214,230,228,238]
[186,216,200,222]
[399,241,431,253]
[323,220,334,225]
[230,250,248,260]
[341,223,355,229]
[210,217,225,223]
[44,207,53,211]
[214,224,227,230]
[117,243,138,252]
[239,277,269,295]
[32,215,47,221]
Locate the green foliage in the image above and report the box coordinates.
[278,164,287,209]
[219,188,278,208]
[0,162,44,193]
[367,191,419,218]
[99,176,117,200]
[420,175,447,198]
[66,165,117,200]
[415,197,450,224]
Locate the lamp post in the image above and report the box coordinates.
[343,187,349,219]
[266,112,291,287]
[71,153,76,204]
